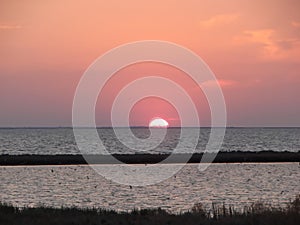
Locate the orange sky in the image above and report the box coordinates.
[1,0,300,127]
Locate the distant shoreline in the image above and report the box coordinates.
[0,151,299,165]
[1,126,300,129]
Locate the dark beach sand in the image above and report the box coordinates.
[0,151,299,165]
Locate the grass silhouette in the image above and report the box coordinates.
[0,195,299,225]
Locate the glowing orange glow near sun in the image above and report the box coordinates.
[149,117,169,128]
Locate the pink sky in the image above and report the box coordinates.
[1,0,300,127]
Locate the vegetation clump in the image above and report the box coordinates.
[0,195,299,225]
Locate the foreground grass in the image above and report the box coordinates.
[0,195,299,225]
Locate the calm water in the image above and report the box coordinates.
[0,128,299,212]
[0,163,299,212]
[0,128,299,155]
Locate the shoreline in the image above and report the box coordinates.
[0,151,299,165]
[0,195,299,225]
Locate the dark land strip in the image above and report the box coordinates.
[0,151,299,165]
[0,195,299,225]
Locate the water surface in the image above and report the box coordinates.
[0,163,299,212]
[0,128,299,155]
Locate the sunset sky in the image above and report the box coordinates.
[1,0,300,127]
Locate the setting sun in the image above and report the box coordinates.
[149,118,169,128]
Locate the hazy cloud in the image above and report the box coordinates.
[243,29,278,56]
[199,13,240,27]
[234,29,300,60]
[0,24,22,30]
[201,79,238,88]
[291,21,300,28]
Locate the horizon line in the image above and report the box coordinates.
[0,126,300,129]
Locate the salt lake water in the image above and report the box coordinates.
[0,163,299,212]
[0,128,299,155]
[0,128,299,212]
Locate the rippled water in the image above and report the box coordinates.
[0,128,299,155]
[0,163,299,212]
[0,128,299,212]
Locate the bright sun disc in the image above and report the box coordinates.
[149,118,169,128]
